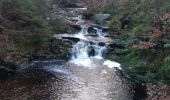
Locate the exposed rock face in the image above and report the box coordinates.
[54,34,112,44]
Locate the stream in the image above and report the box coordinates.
[0,7,146,100]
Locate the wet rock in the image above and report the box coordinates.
[54,34,112,44]
[92,25,111,31]
[87,46,95,57]
[87,27,97,36]
[98,42,105,46]
[103,33,110,37]
[62,37,80,43]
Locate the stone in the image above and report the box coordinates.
[87,46,95,57]
[87,27,97,36]
[62,37,80,43]
[98,42,105,46]
[95,13,111,24]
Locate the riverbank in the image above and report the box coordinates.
[1,0,170,99]
[0,1,139,99]
[92,0,170,99]
[0,0,75,78]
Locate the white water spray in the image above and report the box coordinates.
[70,25,121,69]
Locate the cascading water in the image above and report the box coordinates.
[0,7,145,100]
[70,25,121,69]
[79,25,89,35]
[93,27,104,37]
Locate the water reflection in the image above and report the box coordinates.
[0,61,133,100]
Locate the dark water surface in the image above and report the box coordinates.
[0,60,135,100]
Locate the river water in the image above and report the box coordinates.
[0,7,145,100]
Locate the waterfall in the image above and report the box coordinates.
[70,25,121,69]
[93,27,104,37]
[79,25,89,35]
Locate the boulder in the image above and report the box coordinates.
[62,37,80,43]
[95,13,111,24]
[87,46,95,57]
[98,42,105,46]
[84,27,97,36]
[87,27,97,36]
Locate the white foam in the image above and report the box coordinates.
[93,27,104,37]
[70,58,94,68]
[94,56,103,59]
[103,60,121,70]
[74,34,87,40]
[70,25,122,70]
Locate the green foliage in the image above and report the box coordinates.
[159,55,170,79]
[164,56,170,67]
[49,19,75,34]
[31,16,49,29]
[100,0,170,83]
[1,0,54,57]
[3,0,49,16]
[158,0,170,14]
[132,24,146,36]
[164,39,170,48]
[0,48,11,57]
[119,47,166,82]
[164,44,170,48]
